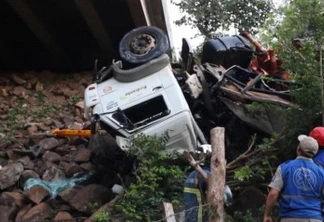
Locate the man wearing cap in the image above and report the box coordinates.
[263,135,324,222]
[310,126,324,167]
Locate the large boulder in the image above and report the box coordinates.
[42,165,65,181]
[53,211,76,222]
[24,186,50,204]
[39,138,60,151]
[0,162,24,190]
[19,170,40,189]
[69,184,115,214]
[0,191,26,208]
[74,148,91,163]
[21,202,52,222]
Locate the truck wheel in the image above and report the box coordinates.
[119,26,169,64]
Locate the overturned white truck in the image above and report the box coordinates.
[84,26,296,153]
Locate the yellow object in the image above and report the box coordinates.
[51,129,92,137]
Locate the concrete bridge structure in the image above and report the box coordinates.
[0,0,171,70]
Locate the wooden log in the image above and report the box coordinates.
[207,127,226,222]
[163,202,176,222]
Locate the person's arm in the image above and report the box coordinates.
[263,166,282,222]
[263,188,279,222]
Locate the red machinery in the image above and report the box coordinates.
[241,31,290,80]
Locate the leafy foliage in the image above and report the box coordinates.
[233,205,265,222]
[93,211,110,222]
[260,0,324,154]
[234,166,253,181]
[112,133,188,221]
[173,0,273,38]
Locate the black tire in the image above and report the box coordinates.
[119,26,169,64]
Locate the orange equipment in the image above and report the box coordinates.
[241,31,291,80]
[51,129,92,138]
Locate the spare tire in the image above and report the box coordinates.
[119,26,169,64]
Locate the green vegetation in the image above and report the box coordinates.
[258,0,324,156]
[111,133,188,221]
[93,211,110,222]
[233,205,266,222]
[69,95,81,105]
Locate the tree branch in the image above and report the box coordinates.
[183,150,208,181]
[226,134,257,169]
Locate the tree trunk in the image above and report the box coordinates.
[207,127,226,222]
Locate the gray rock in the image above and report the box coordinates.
[52,119,64,129]
[15,204,32,222]
[16,156,34,169]
[12,86,27,97]
[74,148,91,163]
[0,191,26,208]
[42,151,62,163]
[74,101,84,110]
[28,134,47,146]
[62,116,73,128]
[26,125,38,135]
[53,211,75,222]
[0,162,24,190]
[37,122,50,131]
[65,163,83,177]
[55,144,71,156]
[69,184,114,214]
[6,150,21,160]
[58,188,78,203]
[80,162,95,172]
[24,186,50,204]
[35,81,43,91]
[12,74,26,85]
[42,166,65,182]
[19,170,40,189]
[69,122,83,130]
[39,137,60,150]
[0,88,9,97]
[21,202,52,222]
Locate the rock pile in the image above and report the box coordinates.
[0,71,117,221]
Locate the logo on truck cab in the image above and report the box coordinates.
[120,85,147,100]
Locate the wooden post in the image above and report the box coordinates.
[163,202,176,222]
[207,127,226,222]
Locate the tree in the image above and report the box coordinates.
[173,0,273,38]
[260,0,324,144]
